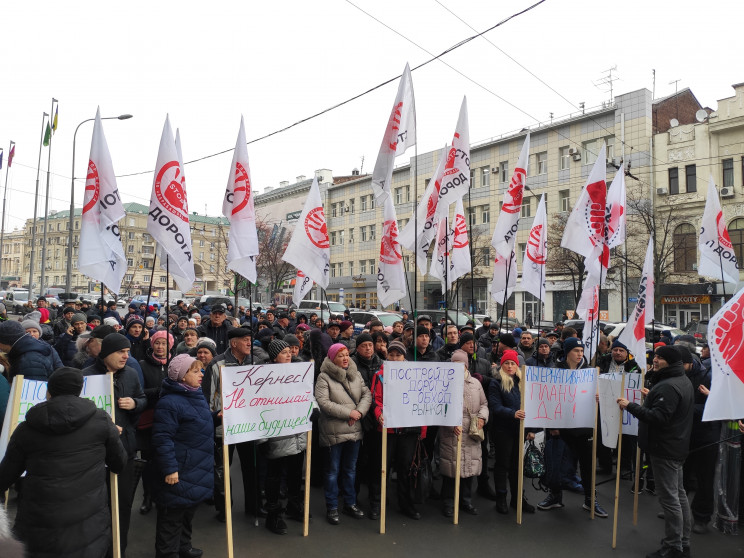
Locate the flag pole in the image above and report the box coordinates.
[144,251,158,314]
[249,282,254,364]
[499,251,514,331]
[468,187,475,318]
[29,113,49,299]
[444,216,449,316]
[40,98,58,295]
[0,142,14,282]
[166,257,171,366]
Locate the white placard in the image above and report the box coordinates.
[523,366,597,429]
[598,375,622,448]
[221,362,314,445]
[605,372,642,436]
[382,361,465,428]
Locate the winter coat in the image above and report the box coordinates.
[197,318,235,355]
[436,343,459,362]
[439,373,488,478]
[688,361,717,445]
[7,334,64,382]
[0,395,127,558]
[488,374,524,433]
[599,354,640,375]
[315,357,371,447]
[152,379,215,508]
[351,352,381,388]
[478,332,499,351]
[405,344,438,362]
[260,433,307,460]
[54,331,83,366]
[82,360,146,457]
[139,351,168,411]
[626,361,694,461]
[0,374,10,432]
[525,353,556,368]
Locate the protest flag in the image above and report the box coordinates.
[52,106,59,133]
[282,176,330,290]
[576,272,601,363]
[223,116,259,283]
[430,198,471,292]
[377,194,407,308]
[699,176,740,285]
[370,63,416,204]
[521,193,547,302]
[618,238,655,369]
[702,286,744,421]
[43,122,52,146]
[490,248,517,305]
[433,97,471,217]
[7,144,14,167]
[78,108,127,294]
[293,269,314,305]
[605,165,626,250]
[492,133,529,258]
[147,116,195,293]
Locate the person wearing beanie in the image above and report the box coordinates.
[53,306,76,338]
[190,338,217,367]
[440,343,490,519]
[599,339,640,376]
[489,332,525,369]
[436,324,460,362]
[538,337,608,518]
[0,320,63,382]
[261,338,307,534]
[282,334,302,362]
[21,319,42,340]
[338,320,355,350]
[619,346,695,557]
[526,338,556,368]
[175,327,199,355]
[0,367,127,558]
[152,354,213,557]
[82,333,145,556]
[170,315,190,347]
[124,314,149,363]
[371,331,389,360]
[103,316,121,328]
[102,301,122,326]
[54,312,89,366]
[405,326,437,362]
[197,304,235,355]
[387,339,407,358]
[316,342,372,525]
[202,324,263,522]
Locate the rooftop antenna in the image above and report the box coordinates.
[360,155,365,174]
[593,66,619,104]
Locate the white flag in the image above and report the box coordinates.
[605,166,626,249]
[148,118,195,293]
[430,198,471,292]
[433,97,471,217]
[282,176,330,289]
[702,286,744,421]
[450,198,472,285]
[576,273,601,363]
[520,193,547,301]
[370,63,416,204]
[561,143,607,279]
[223,116,259,283]
[377,195,407,308]
[78,108,127,294]
[399,145,448,274]
[293,270,314,305]
[491,248,517,305]
[618,237,654,368]
[492,133,530,258]
[699,176,740,284]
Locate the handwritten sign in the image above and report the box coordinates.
[523,366,597,428]
[382,361,465,428]
[220,362,314,445]
[598,375,622,448]
[605,372,642,435]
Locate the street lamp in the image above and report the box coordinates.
[65,114,133,295]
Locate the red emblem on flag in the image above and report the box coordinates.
[380,220,402,264]
[526,224,546,264]
[83,160,100,214]
[717,211,733,249]
[501,167,525,214]
[155,161,188,222]
[232,162,251,216]
[304,207,329,249]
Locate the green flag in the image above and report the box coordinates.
[43,122,51,146]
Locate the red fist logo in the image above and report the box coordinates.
[713,299,744,383]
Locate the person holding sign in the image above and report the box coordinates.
[0,367,128,557]
[152,354,216,558]
[488,349,536,514]
[440,349,489,518]
[316,343,372,525]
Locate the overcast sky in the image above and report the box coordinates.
[0,0,740,232]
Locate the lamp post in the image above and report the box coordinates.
[65,114,133,294]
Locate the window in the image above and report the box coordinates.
[199,239,205,247]
[128,245,134,253]
[210,253,215,261]
[559,147,570,170]
[582,137,613,165]
[127,258,133,266]
[500,161,508,183]
[369,195,375,210]
[723,158,734,188]
[685,165,696,193]
[669,167,679,195]
[395,187,404,205]
[518,242,527,263]
[730,218,744,266]
[468,207,477,227]
[348,228,354,243]
[470,168,476,187]
[339,230,344,245]
[360,260,367,274]
[361,226,368,242]
[331,203,337,218]
[125,274,133,282]
[479,247,491,266]
[559,189,570,212]
[330,263,338,278]
[143,260,151,269]
[128,231,135,240]
[143,233,151,241]
[368,259,375,273]
[481,168,490,188]
[537,151,547,175]
[404,185,410,202]
[199,252,204,260]
[330,231,337,246]
[481,205,490,224]
[160,275,167,283]
[369,225,376,240]
[349,198,355,214]
[348,261,354,276]
[521,197,532,218]
[673,223,697,272]
[210,265,215,272]
[361,197,368,211]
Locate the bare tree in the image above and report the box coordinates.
[254,216,294,299]
[547,212,588,309]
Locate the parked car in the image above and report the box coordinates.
[297,299,349,322]
[412,309,482,330]
[562,319,615,338]
[349,310,401,334]
[605,323,688,353]
[683,320,709,346]
[5,290,32,314]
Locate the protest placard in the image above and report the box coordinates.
[605,372,642,435]
[523,366,597,428]
[382,361,465,428]
[598,375,622,448]
[220,362,314,445]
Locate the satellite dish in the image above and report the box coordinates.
[669,118,679,128]
[696,109,708,122]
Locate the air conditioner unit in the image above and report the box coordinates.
[656,187,669,196]
[721,187,734,198]
[571,153,581,161]
[568,147,578,155]
[344,206,350,212]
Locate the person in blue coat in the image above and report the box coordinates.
[0,320,64,382]
[152,354,216,558]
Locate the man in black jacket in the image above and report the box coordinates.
[619,346,694,558]
[0,368,127,557]
[197,303,234,354]
[83,333,146,557]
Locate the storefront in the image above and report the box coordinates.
[660,294,711,329]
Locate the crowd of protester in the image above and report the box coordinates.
[0,296,740,558]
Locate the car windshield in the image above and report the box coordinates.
[328,302,346,312]
[375,313,400,327]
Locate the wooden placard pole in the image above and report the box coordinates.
[590,368,599,520]
[612,372,627,548]
[3,375,24,509]
[632,368,647,525]
[220,366,234,558]
[517,366,526,525]
[303,430,312,537]
[380,428,387,535]
[108,372,121,558]
[453,433,462,525]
